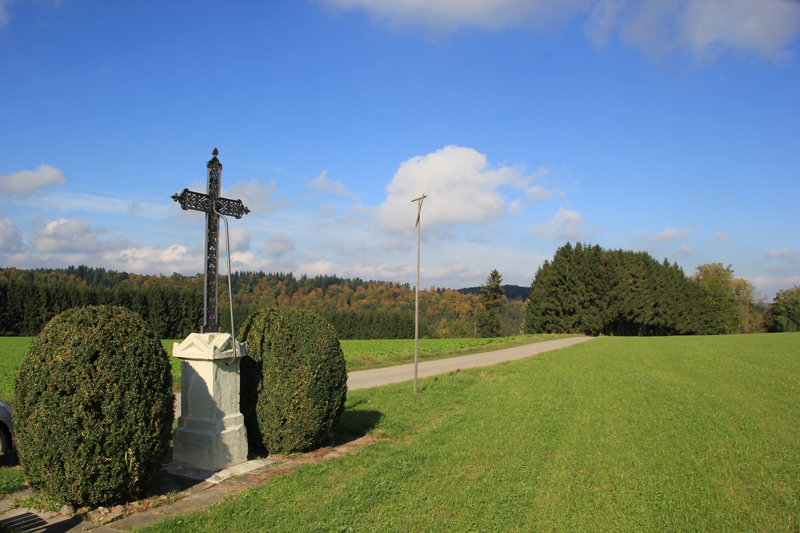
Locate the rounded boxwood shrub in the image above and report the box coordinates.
[13,306,174,506]
[239,307,347,454]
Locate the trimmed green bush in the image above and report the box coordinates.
[239,308,347,454]
[13,306,174,506]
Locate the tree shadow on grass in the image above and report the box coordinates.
[331,398,383,440]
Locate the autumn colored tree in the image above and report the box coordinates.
[476,270,505,337]
[692,263,739,335]
[765,285,800,332]
[731,277,765,333]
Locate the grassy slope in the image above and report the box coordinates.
[142,333,800,532]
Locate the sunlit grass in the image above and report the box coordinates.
[141,333,800,532]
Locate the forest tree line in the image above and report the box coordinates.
[522,242,797,336]
[3,248,797,339]
[0,266,513,339]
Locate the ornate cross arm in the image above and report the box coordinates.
[172,189,251,219]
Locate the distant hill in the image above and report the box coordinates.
[456,284,530,301]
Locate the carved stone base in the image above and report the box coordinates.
[172,333,248,472]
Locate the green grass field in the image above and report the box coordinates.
[138,333,800,532]
[3,333,799,530]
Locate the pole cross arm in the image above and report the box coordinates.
[172,189,251,219]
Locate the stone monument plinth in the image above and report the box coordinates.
[172,333,248,471]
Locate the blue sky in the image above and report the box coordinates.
[1,0,799,299]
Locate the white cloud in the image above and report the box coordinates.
[585,0,626,49]
[586,0,800,63]
[32,218,107,253]
[101,244,202,275]
[509,199,524,214]
[0,217,23,253]
[322,0,588,32]
[0,164,66,197]
[674,244,694,255]
[0,0,12,25]
[530,207,586,241]
[525,185,564,204]
[707,231,730,243]
[220,227,251,254]
[307,169,356,197]
[766,248,792,259]
[262,234,296,258]
[650,227,690,243]
[765,248,799,263]
[748,274,800,300]
[326,0,800,63]
[295,257,482,285]
[298,259,341,277]
[681,0,800,62]
[224,179,281,215]
[377,145,526,232]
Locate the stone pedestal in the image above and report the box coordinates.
[172,333,248,471]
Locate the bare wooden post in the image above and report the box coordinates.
[411,194,426,395]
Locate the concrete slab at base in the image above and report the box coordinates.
[172,333,249,472]
[165,458,278,484]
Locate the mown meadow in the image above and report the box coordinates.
[138,333,799,532]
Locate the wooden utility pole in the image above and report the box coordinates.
[412,194,426,395]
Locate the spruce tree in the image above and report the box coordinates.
[477,269,505,337]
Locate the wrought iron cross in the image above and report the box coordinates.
[172,148,250,333]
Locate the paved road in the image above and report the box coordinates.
[347,336,595,390]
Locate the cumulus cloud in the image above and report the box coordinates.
[0,164,66,197]
[530,207,586,240]
[262,234,296,258]
[307,170,356,197]
[377,145,527,232]
[32,218,107,254]
[674,244,694,255]
[322,0,588,32]
[0,217,23,253]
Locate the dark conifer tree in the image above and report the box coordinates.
[477,269,505,337]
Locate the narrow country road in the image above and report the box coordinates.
[174,336,595,417]
[347,336,595,390]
